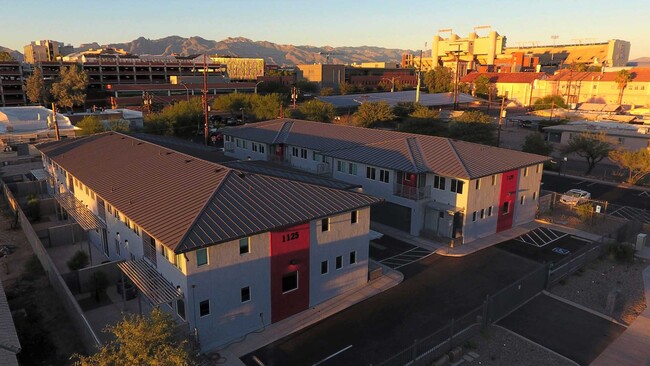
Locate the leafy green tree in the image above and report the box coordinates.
[25,67,50,105]
[473,75,491,97]
[297,100,335,122]
[449,111,496,145]
[295,80,319,94]
[76,116,105,136]
[393,102,419,118]
[562,132,613,175]
[212,93,251,115]
[533,95,567,111]
[399,118,447,137]
[108,119,131,133]
[353,101,396,127]
[144,98,203,137]
[522,133,553,156]
[72,308,190,366]
[609,148,650,184]
[615,69,632,105]
[424,66,453,93]
[250,94,286,121]
[338,82,359,95]
[409,104,439,119]
[51,65,89,111]
[0,51,13,61]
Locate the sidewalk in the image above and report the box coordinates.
[211,262,403,365]
[371,220,603,257]
[591,250,650,366]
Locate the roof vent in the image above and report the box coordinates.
[165,152,173,155]
[215,167,223,172]
[137,142,143,145]
[185,159,193,163]
[238,172,246,179]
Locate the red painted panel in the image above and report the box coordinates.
[496,170,519,233]
[270,223,310,323]
[402,172,417,187]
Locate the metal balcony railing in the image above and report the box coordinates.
[394,183,431,200]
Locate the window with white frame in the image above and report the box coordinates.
[524,167,529,177]
[366,167,376,180]
[488,206,493,217]
[472,211,477,222]
[196,248,208,266]
[480,208,485,219]
[252,143,259,152]
[239,237,250,255]
[492,175,497,185]
[300,148,308,159]
[450,179,464,194]
[242,141,248,149]
[379,169,390,183]
[241,286,251,302]
[520,195,525,205]
[259,144,265,154]
[282,271,298,293]
[292,147,299,157]
[434,175,446,190]
[199,300,210,317]
[348,163,358,175]
[321,218,330,232]
[475,178,481,190]
[351,210,358,224]
[335,256,343,269]
[321,260,328,274]
[337,160,345,172]
[349,251,357,264]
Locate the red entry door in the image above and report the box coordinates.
[270,223,310,323]
[496,170,518,233]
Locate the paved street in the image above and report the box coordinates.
[242,247,540,366]
[541,173,650,210]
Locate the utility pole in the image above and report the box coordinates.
[496,96,506,147]
[203,54,209,146]
[549,99,555,121]
[415,44,424,103]
[291,86,298,109]
[51,103,60,141]
[450,43,462,110]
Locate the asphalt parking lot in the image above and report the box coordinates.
[498,293,625,365]
[497,228,592,264]
[370,235,434,270]
[243,247,541,365]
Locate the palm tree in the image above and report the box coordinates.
[615,70,631,105]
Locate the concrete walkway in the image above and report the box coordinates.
[210,262,403,366]
[591,248,650,366]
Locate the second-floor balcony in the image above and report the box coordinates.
[394,183,431,201]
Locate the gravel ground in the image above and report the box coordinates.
[549,256,647,325]
[466,326,576,366]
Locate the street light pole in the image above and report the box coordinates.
[180,82,189,102]
[203,54,209,146]
[496,96,506,147]
[255,80,264,94]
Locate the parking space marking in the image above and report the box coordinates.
[515,227,567,247]
[608,205,650,225]
[638,191,650,198]
[575,180,588,185]
[379,246,434,269]
[587,182,597,187]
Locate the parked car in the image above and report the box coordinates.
[560,189,591,205]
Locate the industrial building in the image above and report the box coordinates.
[222,119,548,245]
[0,61,27,107]
[37,132,380,351]
[23,40,73,64]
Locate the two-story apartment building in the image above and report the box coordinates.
[223,119,549,245]
[37,132,380,351]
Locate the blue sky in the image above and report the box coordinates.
[2,0,648,58]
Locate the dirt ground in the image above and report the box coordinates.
[0,199,86,365]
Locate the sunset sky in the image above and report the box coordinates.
[3,0,648,58]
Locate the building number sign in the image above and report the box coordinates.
[282,232,300,243]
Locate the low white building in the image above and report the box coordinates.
[37,132,380,351]
[223,119,549,245]
[0,106,77,145]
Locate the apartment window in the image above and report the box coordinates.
[196,248,208,267]
[366,167,376,180]
[174,254,183,270]
[242,141,248,149]
[492,175,497,186]
[160,243,168,259]
[537,164,541,174]
[351,210,358,224]
[521,195,525,205]
[236,139,241,148]
[524,167,529,177]
[299,148,307,159]
[472,211,477,222]
[533,191,537,200]
[379,169,390,183]
[488,206,493,217]
[618,137,625,144]
[348,163,358,175]
[433,175,446,190]
[199,300,210,317]
[252,143,258,152]
[241,286,251,303]
[321,218,330,232]
[349,251,357,265]
[313,152,323,162]
[259,144,265,154]
[177,299,186,320]
[320,260,328,275]
[480,208,485,219]
[475,179,481,190]
[335,256,343,269]
[450,179,464,194]
[502,201,510,214]
[337,160,345,172]
[292,147,299,157]
[282,271,298,293]
[239,237,250,255]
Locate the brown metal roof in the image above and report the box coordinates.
[38,133,380,253]
[225,119,549,179]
